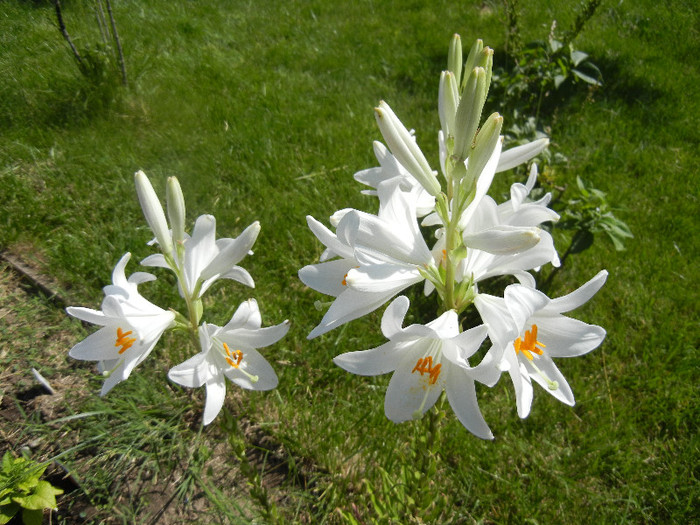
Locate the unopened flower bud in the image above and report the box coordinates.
[464,112,503,186]
[134,171,173,256]
[476,47,494,99]
[448,34,462,82]
[438,71,459,139]
[461,39,483,91]
[166,176,186,244]
[374,101,441,196]
[453,67,486,163]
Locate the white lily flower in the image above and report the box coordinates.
[168,299,289,425]
[496,163,560,228]
[142,214,259,298]
[474,271,608,418]
[299,212,385,339]
[424,192,557,297]
[334,296,499,439]
[301,183,439,339]
[66,253,175,395]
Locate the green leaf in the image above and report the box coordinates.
[569,230,594,255]
[572,68,602,86]
[571,50,588,66]
[0,502,19,524]
[22,508,43,525]
[12,481,62,511]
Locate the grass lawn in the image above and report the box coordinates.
[0,0,697,523]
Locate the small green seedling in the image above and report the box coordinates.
[0,452,63,525]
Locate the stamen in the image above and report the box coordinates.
[513,324,546,361]
[115,327,137,354]
[412,356,442,385]
[223,343,243,368]
[216,339,259,384]
[513,325,558,391]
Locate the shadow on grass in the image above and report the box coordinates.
[0,67,123,133]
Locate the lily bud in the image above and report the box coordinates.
[463,226,541,254]
[134,171,173,256]
[438,71,459,140]
[476,47,494,100]
[453,67,486,163]
[166,176,186,244]
[448,34,462,83]
[465,112,503,187]
[374,101,441,197]
[461,39,483,91]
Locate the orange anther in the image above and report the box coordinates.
[411,356,442,385]
[223,343,243,368]
[115,327,137,354]
[514,324,546,361]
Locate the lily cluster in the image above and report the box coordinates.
[67,172,289,425]
[299,36,607,439]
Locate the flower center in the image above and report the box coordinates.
[411,356,442,385]
[341,266,359,287]
[223,343,243,368]
[115,327,137,354]
[514,324,545,361]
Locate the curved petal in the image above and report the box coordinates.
[497,138,549,172]
[203,374,227,425]
[68,326,118,360]
[445,368,493,439]
[507,354,533,418]
[140,253,169,269]
[447,325,489,363]
[200,221,260,281]
[537,314,606,357]
[220,321,290,349]
[546,270,608,313]
[307,288,397,339]
[225,348,278,391]
[217,266,255,288]
[380,296,410,339]
[100,364,127,396]
[224,299,262,331]
[333,341,401,376]
[474,293,517,348]
[299,259,357,297]
[110,253,132,289]
[127,271,157,286]
[504,285,550,331]
[66,306,107,326]
[168,352,210,388]
[525,356,574,406]
[184,215,218,292]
